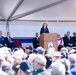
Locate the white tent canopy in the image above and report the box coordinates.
[0,0,76,21]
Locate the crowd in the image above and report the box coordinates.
[0,22,76,75]
[0,41,76,75]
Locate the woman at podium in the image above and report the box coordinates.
[40,23,49,34]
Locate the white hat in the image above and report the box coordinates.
[61,47,68,53]
[34,54,46,66]
[53,51,62,56]
[28,53,37,62]
[12,50,24,59]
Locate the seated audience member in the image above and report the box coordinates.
[32,32,40,49]
[51,61,65,75]
[45,54,52,69]
[37,46,45,55]
[5,32,14,50]
[60,59,72,75]
[12,60,20,75]
[72,32,76,47]
[53,51,62,62]
[0,58,9,75]
[61,47,68,59]
[33,54,50,75]
[68,54,76,75]
[63,31,73,47]
[40,23,49,34]
[68,54,76,69]
[57,34,64,45]
[0,31,6,46]
[17,60,32,75]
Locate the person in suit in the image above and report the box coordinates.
[0,31,6,47]
[40,23,49,34]
[32,32,40,49]
[5,32,14,49]
[63,31,73,47]
[73,32,76,47]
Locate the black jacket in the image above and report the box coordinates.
[5,37,14,49]
[0,36,6,46]
[40,27,49,34]
[63,36,73,47]
[32,37,40,48]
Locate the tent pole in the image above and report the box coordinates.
[6,20,9,32]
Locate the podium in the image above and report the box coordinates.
[40,33,58,50]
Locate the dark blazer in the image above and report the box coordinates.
[73,37,76,47]
[32,37,40,48]
[63,36,73,47]
[40,27,49,34]
[0,36,6,46]
[5,37,14,49]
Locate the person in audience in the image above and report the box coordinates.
[68,54,76,70]
[52,51,62,62]
[61,47,68,59]
[45,54,52,69]
[37,46,45,55]
[17,60,32,75]
[33,54,50,75]
[51,61,65,75]
[68,54,76,75]
[63,31,73,47]
[12,60,20,75]
[40,23,49,34]
[57,34,64,45]
[5,32,14,50]
[60,59,72,75]
[0,58,9,75]
[0,31,6,47]
[32,32,40,49]
[72,32,76,47]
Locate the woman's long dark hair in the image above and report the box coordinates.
[42,23,48,28]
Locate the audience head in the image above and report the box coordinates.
[51,61,65,75]
[34,54,46,70]
[68,54,76,65]
[28,53,37,63]
[18,60,32,75]
[53,51,61,61]
[37,46,45,55]
[60,59,70,72]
